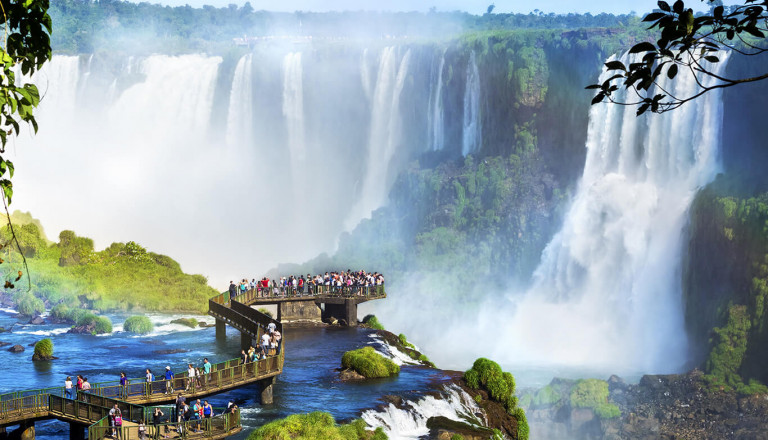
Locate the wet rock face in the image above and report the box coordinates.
[8,344,25,353]
[27,316,45,325]
[67,323,95,334]
[338,368,366,381]
[526,370,768,440]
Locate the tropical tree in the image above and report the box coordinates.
[588,0,768,114]
[0,0,52,287]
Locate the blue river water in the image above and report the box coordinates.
[0,309,445,439]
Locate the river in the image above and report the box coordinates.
[0,309,448,440]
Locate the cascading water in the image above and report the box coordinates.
[226,54,254,148]
[475,52,730,375]
[282,52,305,163]
[461,51,481,156]
[361,384,485,440]
[427,50,446,151]
[345,47,412,230]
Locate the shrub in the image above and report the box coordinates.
[16,293,44,316]
[123,316,154,334]
[570,379,620,419]
[257,308,273,318]
[247,411,387,440]
[34,338,53,357]
[512,407,529,440]
[341,346,400,378]
[397,333,415,349]
[50,303,70,320]
[93,316,113,334]
[362,315,385,330]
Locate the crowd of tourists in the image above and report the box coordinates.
[228,270,384,300]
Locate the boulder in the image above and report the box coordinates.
[338,368,366,381]
[68,323,95,334]
[8,344,24,353]
[28,316,45,325]
[32,352,57,361]
[0,341,10,347]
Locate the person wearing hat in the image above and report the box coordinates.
[164,366,174,394]
[64,376,73,399]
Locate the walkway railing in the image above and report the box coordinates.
[217,285,385,305]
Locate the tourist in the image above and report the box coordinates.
[267,321,276,334]
[239,279,248,296]
[203,400,213,431]
[191,399,202,432]
[138,419,147,440]
[260,331,270,357]
[152,407,164,440]
[76,374,84,393]
[119,372,129,399]
[109,404,122,439]
[146,369,154,395]
[164,366,174,394]
[82,377,91,403]
[175,393,185,428]
[64,376,74,400]
[269,331,278,356]
[202,358,211,387]
[240,349,248,364]
[186,364,195,391]
[228,281,237,301]
[273,328,282,355]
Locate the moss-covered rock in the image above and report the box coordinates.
[463,358,527,440]
[361,315,385,330]
[569,379,620,419]
[170,317,199,328]
[32,338,54,361]
[247,411,387,440]
[341,346,400,378]
[123,315,154,334]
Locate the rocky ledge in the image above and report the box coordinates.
[525,369,768,440]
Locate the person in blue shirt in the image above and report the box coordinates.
[164,366,174,394]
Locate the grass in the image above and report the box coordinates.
[247,412,387,440]
[362,315,385,330]
[170,317,198,328]
[341,347,400,378]
[123,316,154,334]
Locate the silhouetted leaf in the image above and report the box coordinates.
[605,60,626,71]
[643,12,667,22]
[591,92,605,105]
[658,1,671,12]
[667,63,678,79]
[704,55,720,63]
[630,42,657,53]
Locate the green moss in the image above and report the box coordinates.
[532,384,560,407]
[512,407,529,439]
[450,435,464,440]
[34,338,53,357]
[705,305,751,391]
[397,333,415,349]
[569,379,620,419]
[341,346,400,378]
[247,412,387,440]
[123,315,154,334]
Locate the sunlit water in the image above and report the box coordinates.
[0,309,445,439]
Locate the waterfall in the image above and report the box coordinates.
[226,54,254,148]
[461,51,481,156]
[362,384,484,439]
[32,55,80,121]
[282,52,305,163]
[484,52,729,374]
[345,47,412,229]
[427,51,446,151]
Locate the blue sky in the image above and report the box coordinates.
[154,0,739,14]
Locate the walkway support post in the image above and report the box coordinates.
[69,423,85,440]
[7,421,34,440]
[257,377,275,405]
[215,319,226,338]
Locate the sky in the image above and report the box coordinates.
[152,0,737,15]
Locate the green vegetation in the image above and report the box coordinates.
[1,212,217,316]
[463,358,528,440]
[569,379,620,419]
[686,184,768,392]
[257,308,273,318]
[171,318,199,328]
[362,315,385,331]
[34,338,53,358]
[341,347,400,378]
[123,316,154,335]
[247,411,387,440]
[398,333,415,349]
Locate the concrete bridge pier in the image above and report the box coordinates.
[215,319,226,339]
[241,332,253,351]
[6,422,34,440]
[322,299,359,326]
[69,423,85,440]
[258,377,275,404]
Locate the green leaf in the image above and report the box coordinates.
[630,42,657,54]
[643,12,667,22]
[667,63,678,79]
[604,60,626,71]
[704,55,720,63]
[7,161,14,179]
